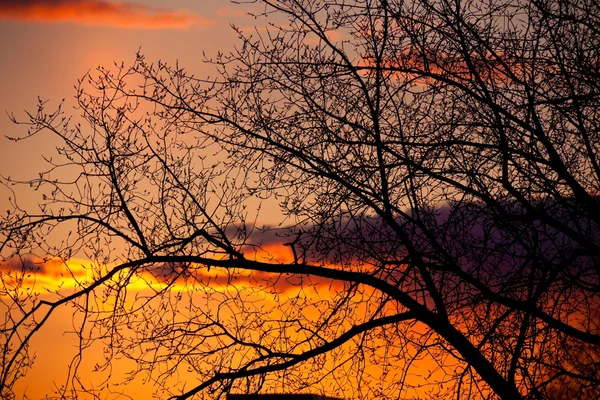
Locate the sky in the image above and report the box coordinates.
[0,1,271,398]
[1,2,595,398]
[0,2,446,399]
[0,0,254,192]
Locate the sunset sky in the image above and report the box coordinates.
[0,2,506,399]
[1,3,412,398]
[1,1,597,399]
[0,1,278,397]
[0,0,252,194]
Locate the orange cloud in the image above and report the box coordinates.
[0,0,213,30]
[0,250,346,298]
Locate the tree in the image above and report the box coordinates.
[2,0,600,398]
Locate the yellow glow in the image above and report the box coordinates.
[1,250,459,399]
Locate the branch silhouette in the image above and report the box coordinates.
[2,0,600,399]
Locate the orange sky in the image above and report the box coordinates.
[0,0,260,212]
[0,2,264,398]
[1,253,448,399]
[0,0,214,30]
[0,2,451,399]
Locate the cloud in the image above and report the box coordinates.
[3,199,592,297]
[0,256,103,294]
[0,256,46,273]
[0,0,213,30]
[0,253,344,296]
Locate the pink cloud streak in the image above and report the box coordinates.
[0,0,213,30]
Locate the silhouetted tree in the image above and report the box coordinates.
[2,0,600,399]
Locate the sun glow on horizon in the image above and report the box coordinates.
[0,248,449,400]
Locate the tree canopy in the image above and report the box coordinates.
[2,0,600,399]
